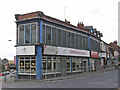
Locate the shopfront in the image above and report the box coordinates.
[16,45,36,79]
[42,56,61,78]
[43,45,89,74]
[90,51,100,71]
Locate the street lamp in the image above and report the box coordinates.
[8,40,12,41]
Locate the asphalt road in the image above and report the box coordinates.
[2,70,119,88]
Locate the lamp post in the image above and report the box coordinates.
[8,40,16,81]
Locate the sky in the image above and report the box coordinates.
[0,0,119,60]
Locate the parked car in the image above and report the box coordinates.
[10,69,14,72]
[11,71,15,77]
[6,71,9,74]
[0,73,4,76]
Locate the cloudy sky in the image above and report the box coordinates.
[0,0,119,60]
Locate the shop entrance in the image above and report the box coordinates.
[90,59,96,71]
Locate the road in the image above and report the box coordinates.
[2,70,119,88]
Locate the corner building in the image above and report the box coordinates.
[15,11,101,80]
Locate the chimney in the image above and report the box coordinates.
[65,19,70,24]
[113,41,117,45]
[77,22,84,28]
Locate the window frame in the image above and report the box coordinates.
[18,22,38,44]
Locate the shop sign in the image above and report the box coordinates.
[114,51,119,58]
[43,45,58,55]
[16,45,35,55]
[98,53,102,58]
[101,53,106,57]
[44,45,90,57]
[91,51,98,58]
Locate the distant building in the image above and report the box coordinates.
[2,58,8,65]
[109,41,120,65]
[8,60,16,69]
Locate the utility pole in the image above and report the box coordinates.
[64,6,68,20]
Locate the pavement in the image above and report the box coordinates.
[1,67,118,88]
[36,67,116,82]
[2,67,116,83]
[2,69,118,88]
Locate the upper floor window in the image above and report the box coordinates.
[31,24,37,43]
[25,25,30,43]
[19,25,24,44]
[18,23,38,44]
[46,26,51,44]
[42,24,89,50]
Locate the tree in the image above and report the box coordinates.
[2,64,5,72]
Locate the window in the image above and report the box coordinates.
[31,24,36,43]
[52,27,57,45]
[67,32,70,48]
[86,37,88,50]
[42,60,46,73]
[47,60,52,73]
[58,29,61,46]
[53,60,56,72]
[43,25,45,44]
[25,25,30,43]
[19,25,24,44]
[76,34,78,48]
[63,30,66,47]
[67,58,71,72]
[72,58,76,71]
[83,36,85,49]
[19,57,36,74]
[72,33,75,48]
[31,60,36,73]
[46,26,51,44]
[20,60,24,73]
[18,23,37,44]
[42,56,61,74]
[79,35,82,49]
[25,60,30,73]
[90,38,100,52]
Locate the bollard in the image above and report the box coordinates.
[4,75,6,83]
